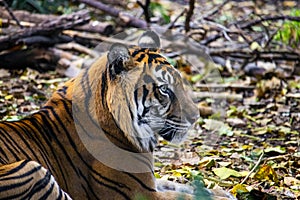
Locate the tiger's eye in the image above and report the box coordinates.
[159,84,168,94]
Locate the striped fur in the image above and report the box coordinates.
[0,160,71,200]
[0,31,198,199]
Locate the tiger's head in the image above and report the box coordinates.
[105,31,199,152]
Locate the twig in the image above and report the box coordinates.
[265,154,291,161]
[240,151,264,185]
[185,0,195,32]
[203,0,230,18]
[137,0,151,23]
[56,42,99,58]
[63,30,135,46]
[263,28,281,49]
[0,0,23,28]
[77,0,147,28]
[167,8,187,30]
[193,92,243,101]
[240,15,300,29]
[209,48,300,62]
[196,84,255,90]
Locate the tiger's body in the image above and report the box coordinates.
[0,31,199,199]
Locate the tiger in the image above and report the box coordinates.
[0,30,201,199]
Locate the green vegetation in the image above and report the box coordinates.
[9,0,74,14]
[274,9,300,47]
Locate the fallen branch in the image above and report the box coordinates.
[240,15,300,29]
[209,48,300,62]
[63,30,136,46]
[0,7,113,35]
[0,6,56,24]
[56,42,99,58]
[0,47,59,72]
[194,92,243,101]
[0,10,90,51]
[196,84,255,90]
[77,0,147,28]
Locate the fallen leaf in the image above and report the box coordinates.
[213,167,242,180]
[226,117,246,127]
[265,146,286,154]
[254,164,279,183]
[231,184,248,196]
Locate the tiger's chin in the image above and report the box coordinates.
[132,127,189,152]
[158,128,189,144]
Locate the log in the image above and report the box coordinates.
[0,10,90,51]
[0,7,113,35]
[0,48,59,72]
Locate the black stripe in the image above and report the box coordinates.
[81,70,109,138]
[18,107,75,199]
[136,53,145,62]
[134,89,139,111]
[141,85,149,109]
[91,173,131,200]
[0,140,8,162]
[17,116,63,180]
[42,107,81,177]
[5,121,45,162]
[56,187,63,200]
[148,53,163,63]
[124,172,156,192]
[0,177,33,199]
[0,126,22,161]
[0,160,28,176]
[131,153,154,173]
[0,176,33,191]
[17,118,55,165]
[0,164,42,181]
[78,170,100,200]
[39,174,55,200]
[72,112,133,153]
[26,170,51,198]
[101,69,107,107]
[131,49,140,58]
[0,123,29,153]
[5,122,41,160]
[81,184,92,200]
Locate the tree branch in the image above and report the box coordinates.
[240,15,300,29]
[137,0,151,23]
[185,0,195,32]
[0,10,90,51]
[77,0,148,28]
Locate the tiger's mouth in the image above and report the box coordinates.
[157,120,192,142]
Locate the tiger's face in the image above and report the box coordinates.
[106,31,199,152]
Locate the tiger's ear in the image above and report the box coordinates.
[138,30,160,49]
[107,43,134,79]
